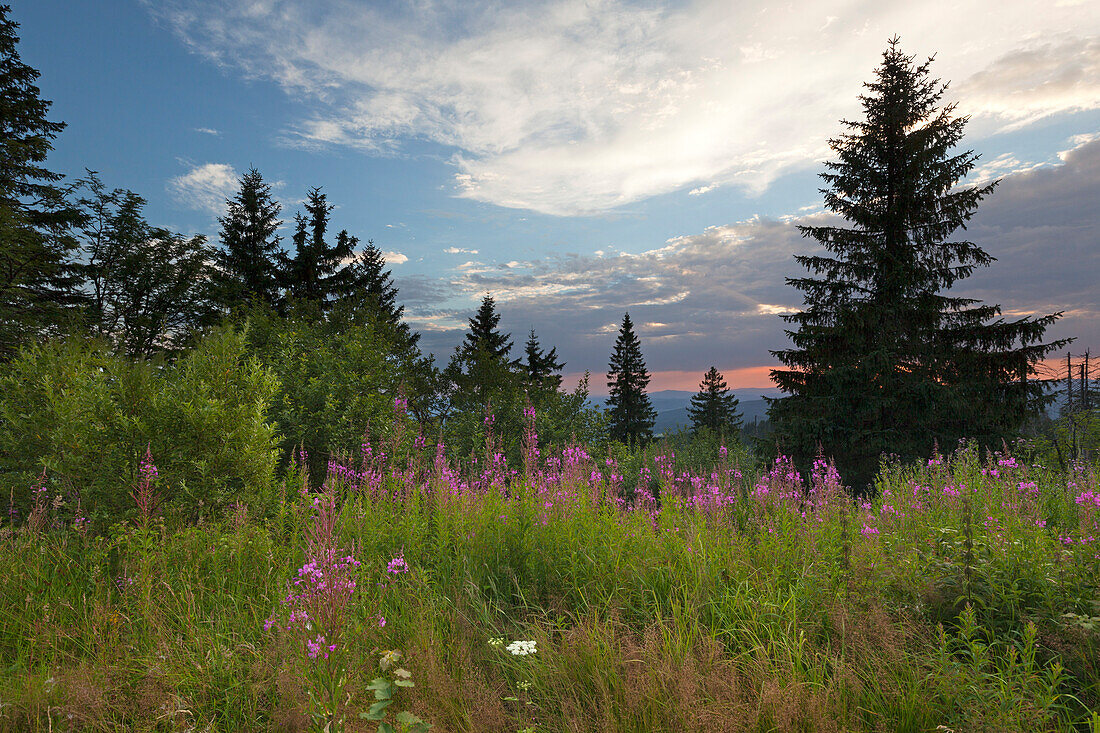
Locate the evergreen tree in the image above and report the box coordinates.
[461,294,513,361]
[213,166,282,311]
[769,38,1070,489]
[335,238,419,348]
[524,328,564,392]
[606,312,655,444]
[688,366,743,436]
[442,294,522,452]
[0,4,84,358]
[281,187,355,311]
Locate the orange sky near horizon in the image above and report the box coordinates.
[569,365,780,395]
[571,357,1074,396]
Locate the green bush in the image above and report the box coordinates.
[0,328,279,527]
[244,307,429,480]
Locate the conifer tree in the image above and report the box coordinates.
[524,328,564,392]
[461,294,513,361]
[0,4,84,358]
[688,366,742,436]
[606,312,655,444]
[213,166,282,311]
[335,238,419,348]
[281,187,358,313]
[769,38,1069,489]
[443,294,521,433]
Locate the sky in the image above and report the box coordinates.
[14,0,1100,395]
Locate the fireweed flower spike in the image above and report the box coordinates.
[387,552,409,574]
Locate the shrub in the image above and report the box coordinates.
[0,328,279,527]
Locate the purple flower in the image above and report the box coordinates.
[387,553,409,574]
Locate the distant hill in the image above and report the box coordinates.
[590,389,780,435]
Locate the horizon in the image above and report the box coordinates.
[13,0,1100,388]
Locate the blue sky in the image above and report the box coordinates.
[14,0,1100,393]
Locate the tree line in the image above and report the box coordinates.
[0,1,1072,491]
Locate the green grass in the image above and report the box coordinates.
[0,446,1097,731]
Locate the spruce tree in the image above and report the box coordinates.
[461,294,513,360]
[213,166,282,311]
[0,4,84,358]
[688,366,743,436]
[443,294,521,432]
[769,38,1069,489]
[524,328,564,392]
[335,238,419,348]
[606,312,655,444]
[281,187,359,313]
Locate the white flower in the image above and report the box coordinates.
[506,639,537,656]
[488,637,504,647]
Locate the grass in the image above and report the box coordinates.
[0,442,1098,731]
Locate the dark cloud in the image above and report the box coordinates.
[397,138,1100,379]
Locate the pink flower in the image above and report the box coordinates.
[387,553,409,574]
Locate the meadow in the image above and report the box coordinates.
[1,423,1099,732]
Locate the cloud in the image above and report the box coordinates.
[953,36,1100,132]
[383,250,408,265]
[966,152,1049,186]
[443,247,479,254]
[193,126,221,135]
[405,137,1100,383]
[688,184,717,196]
[152,0,1100,215]
[167,162,238,214]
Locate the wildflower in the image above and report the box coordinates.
[387,553,409,574]
[306,635,329,659]
[506,640,537,656]
[488,637,504,647]
[378,615,386,628]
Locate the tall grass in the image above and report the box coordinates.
[0,439,1097,731]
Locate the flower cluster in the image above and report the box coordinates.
[387,553,409,574]
[506,640,537,656]
[306,634,336,659]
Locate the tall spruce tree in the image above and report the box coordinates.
[606,312,655,444]
[524,328,564,392]
[443,294,521,428]
[688,366,743,436]
[0,4,84,358]
[769,38,1069,489]
[213,166,282,311]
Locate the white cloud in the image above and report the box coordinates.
[966,153,1049,186]
[443,247,479,254]
[154,0,1100,216]
[383,250,408,265]
[167,162,238,214]
[688,184,717,196]
[193,127,221,135]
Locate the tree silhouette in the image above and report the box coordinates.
[213,166,282,312]
[0,4,84,358]
[688,366,742,436]
[769,38,1070,489]
[606,312,655,444]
